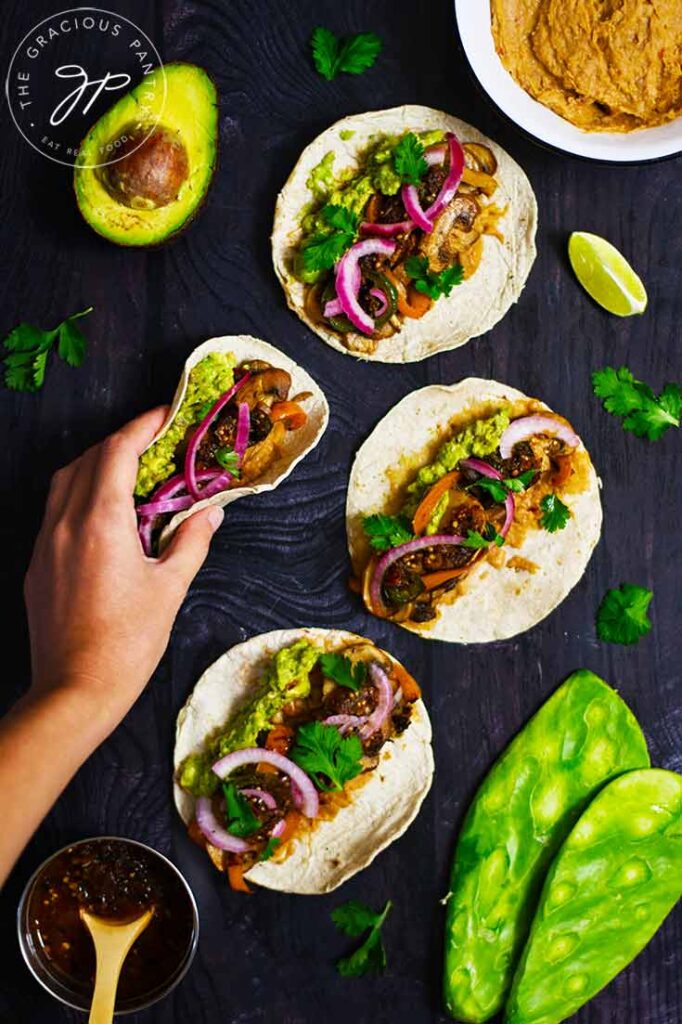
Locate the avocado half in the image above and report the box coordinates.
[74,63,218,246]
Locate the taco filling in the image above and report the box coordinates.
[357,404,592,626]
[135,352,311,554]
[295,130,506,355]
[177,638,421,892]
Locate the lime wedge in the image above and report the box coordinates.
[568,231,647,317]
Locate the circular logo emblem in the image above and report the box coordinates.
[5,7,166,169]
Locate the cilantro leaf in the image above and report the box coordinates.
[333,899,392,977]
[216,447,241,476]
[310,28,382,81]
[290,721,363,792]
[539,493,570,533]
[505,469,538,492]
[405,255,463,299]
[596,583,653,645]
[258,837,281,862]
[592,366,681,441]
[302,230,354,273]
[462,523,505,549]
[393,133,428,186]
[362,513,414,552]
[320,652,367,691]
[2,307,92,392]
[222,783,261,838]
[322,204,360,234]
[466,469,537,504]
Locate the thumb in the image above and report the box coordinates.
[160,506,224,588]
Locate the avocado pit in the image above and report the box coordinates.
[103,126,189,209]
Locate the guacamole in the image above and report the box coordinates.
[403,409,510,515]
[135,352,237,498]
[296,130,446,283]
[179,640,321,797]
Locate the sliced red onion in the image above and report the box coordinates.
[195,795,251,853]
[369,287,389,318]
[323,713,367,735]
[197,470,235,500]
[402,184,434,232]
[212,747,319,818]
[369,533,465,615]
[359,663,394,739]
[240,787,277,811]
[149,468,220,504]
[271,819,286,839]
[136,494,195,517]
[138,517,154,557]
[360,218,412,237]
[335,238,396,335]
[424,144,447,166]
[460,458,515,538]
[234,402,250,460]
[323,297,343,318]
[424,132,465,221]
[184,373,251,500]
[499,415,580,461]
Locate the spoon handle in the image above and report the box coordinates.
[88,950,122,1024]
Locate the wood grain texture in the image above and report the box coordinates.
[0,1,679,1022]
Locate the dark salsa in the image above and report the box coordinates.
[26,839,195,1007]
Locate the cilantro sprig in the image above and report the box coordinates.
[258,837,281,862]
[592,366,681,441]
[222,783,261,838]
[332,899,392,977]
[3,306,92,392]
[302,203,360,273]
[462,523,505,549]
[362,513,414,552]
[311,27,382,81]
[216,447,241,476]
[539,494,570,533]
[405,256,463,300]
[467,469,537,504]
[320,652,367,691]
[290,721,363,792]
[596,583,653,645]
[393,132,428,186]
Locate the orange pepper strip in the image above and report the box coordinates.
[552,455,573,487]
[365,194,381,222]
[384,268,433,319]
[270,401,307,430]
[412,471,460,536]
[228,862,252,893]
[276,810,302,846]
[420,566,470,591]
[257,762,278,775]
[391,662,422,702]
[265,725,294,755]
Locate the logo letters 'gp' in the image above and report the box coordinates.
[49,65,131,126]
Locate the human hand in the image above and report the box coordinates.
[24,408,224,727]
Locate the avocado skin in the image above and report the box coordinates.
[74,63,218,247]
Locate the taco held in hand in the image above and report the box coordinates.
[272,106,536,362]
[347,379,602,643]
[174,629,433,894]
[135,336,328,555]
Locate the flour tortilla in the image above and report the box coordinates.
[142,335,329,549]
[347,379,602,643]
[173,628,434,894]
[272,105,537,363]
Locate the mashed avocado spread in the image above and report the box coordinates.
[296,130,445,283]
[135,352,236,498]
[179,640,320,797]
[403,409,510,518]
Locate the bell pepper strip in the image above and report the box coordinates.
[391,662,422,702]
[461,166,498,196]
[257,761,278,775]
[276,810,302,846]
[270,401,307,430]
[552,454,573,487]
[228,862,252,893]
[412,471,460,536]
[364,193,381,223]
[383,268,433,319]
[421,566,471,591]
[265,724,295,754]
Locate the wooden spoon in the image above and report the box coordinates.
[80,906,154,1024]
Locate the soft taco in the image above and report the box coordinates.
[272,105,537,363]
[347,379,602,642]
[174,628,433,894]
[135,336,328,554]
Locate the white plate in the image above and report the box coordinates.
[454,0,682,164]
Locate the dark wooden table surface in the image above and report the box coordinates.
[0,2,680,1022]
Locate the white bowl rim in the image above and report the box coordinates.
[454,0,682,164]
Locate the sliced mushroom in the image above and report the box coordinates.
[344,331,380,355]
[462,166,498,198]
[418,195,480,272]
[463,142,498,176]
[237,367,292,408]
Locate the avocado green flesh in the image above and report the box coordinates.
[505,768,682,1024]
[443,671,650,1022]
[74,63,217,246]
[178,640,321,797]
